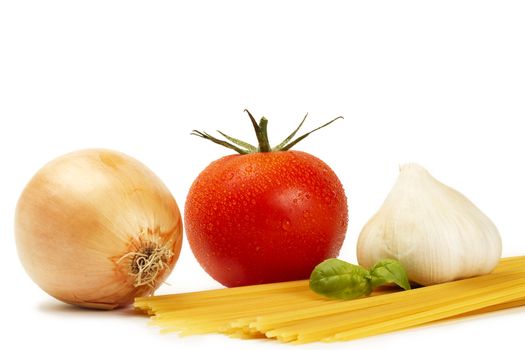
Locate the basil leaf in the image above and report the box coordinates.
[369,259,411,290]
[309,258,372,300]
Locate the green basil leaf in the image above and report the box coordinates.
[309,258,372,300]
[369,259,411,290]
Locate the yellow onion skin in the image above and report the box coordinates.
[15,149,183,309]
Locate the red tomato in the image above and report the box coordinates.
[185,148,348,287]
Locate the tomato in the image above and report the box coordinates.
[184,111,348,287]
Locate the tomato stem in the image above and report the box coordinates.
[257,117,272,152]
[191,110,343,154]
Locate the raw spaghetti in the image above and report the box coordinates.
[134,256,525,343]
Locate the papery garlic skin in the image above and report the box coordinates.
[15,149,183,309]
[357,164,501,286]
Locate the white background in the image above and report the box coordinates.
[1,1,524,349]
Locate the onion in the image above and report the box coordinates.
[15,149,183,309]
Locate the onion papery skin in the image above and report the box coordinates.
[15,149,183,309]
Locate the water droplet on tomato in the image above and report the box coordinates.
[282,219,291,231]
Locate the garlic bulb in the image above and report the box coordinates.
[357,163,501,286]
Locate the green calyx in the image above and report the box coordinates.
[191,109,343,154]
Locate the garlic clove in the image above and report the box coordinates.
[357,163,502,286]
